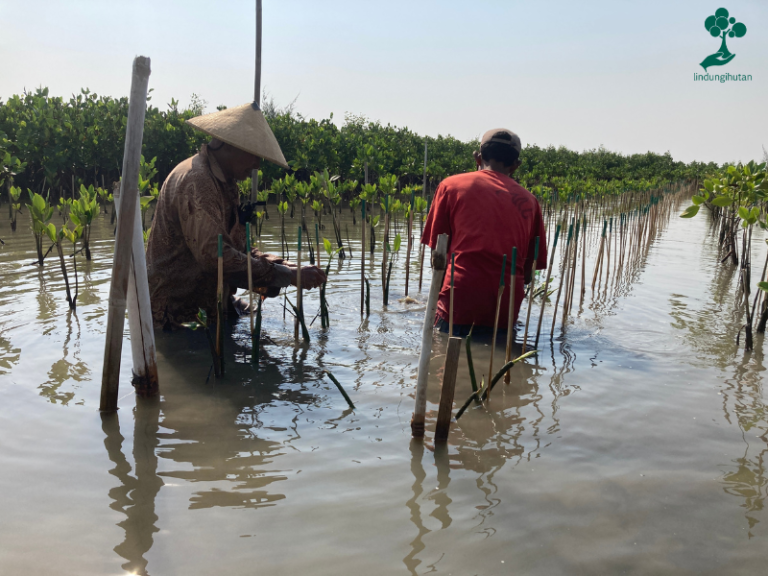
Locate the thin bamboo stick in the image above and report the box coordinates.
[522,237,540,353]
[216,234,224,375]
[448,252,455,337]
[361,200,366,316]
[504,247,518,385]
[486,254,507,402]
[534,224,561,349]
[434,336,461,441]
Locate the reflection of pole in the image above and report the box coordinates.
[412,233,448,438]
[101,56,151,412]
[101,397,162,575]
[403,439,429,575]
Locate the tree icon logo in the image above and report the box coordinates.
[700,8,747,71]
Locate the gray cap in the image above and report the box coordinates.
[480,128,521,154]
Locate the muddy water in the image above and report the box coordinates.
[1,202,767,575]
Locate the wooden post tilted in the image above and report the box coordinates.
[100,56,152,412]
[434,336,461,441]
[411,233,448,438]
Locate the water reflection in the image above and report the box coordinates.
[102,397,162,576]
[669,225,768,536]
[40,310,88,404]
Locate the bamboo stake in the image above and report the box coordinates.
[100,56,151,412]
[522,237,540,353]
[448,252,455,337]
[434,336,461,441]
[295,226,303,341]
[591,220,608,290]
[216,234,224,375]
[404,189,414,296]
[412,233,448,438]
[113,157,159,397]
[361,200,366,316]
[550,221,574,336]
[246,222,256,360]
[504,247,518,384]
[486,254,507,402]
[534,224,561,349]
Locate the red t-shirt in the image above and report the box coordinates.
[422,170,548,329]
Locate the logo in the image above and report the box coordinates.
[700,8,747,72]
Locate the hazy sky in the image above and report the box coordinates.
[2,0,766,164]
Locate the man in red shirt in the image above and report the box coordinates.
[422,128,547,335]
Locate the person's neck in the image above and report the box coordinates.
[480,162,512,177]
[207,146,237,182]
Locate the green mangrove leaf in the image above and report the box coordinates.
[758,282,768,293]
[680,205,699,218]
[711,196,731,208]
[691,195,705,205]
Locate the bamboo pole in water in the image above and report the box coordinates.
[504,247,518,384]
[216,234,224,375]
[534,224,560,349]
[434,336,461,442]
[522,237,539,353]
[486,254,507,402]
[100,56,152,412]
[448,252,455,337]
[412,233,448,438]
[295,226,303,341]
[404,189,414,296]
[361,200,366,316]
[113,166,159,397]
[246,222,255,359]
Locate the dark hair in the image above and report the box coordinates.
[480,141,520,167]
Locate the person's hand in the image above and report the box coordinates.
[291,265,326,290]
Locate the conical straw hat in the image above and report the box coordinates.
[186,103,288,169]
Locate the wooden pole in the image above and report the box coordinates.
[522,237,540,353]
[411,233,448,438]
[216,234,224,374]
[486,254,507,402]
[504,247,518,384]
[100,56,151,413]
[113,164,159,397]
[361,200,366,316]
[254,0,262,106]
[404,190,414,296]
[448,252,455,337]
[534,224,561,349]
[295,226,302,341]
[250,0,262,203]
[246,222,255,361]
[434,337,461,442]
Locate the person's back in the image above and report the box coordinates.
[422,129,547,333]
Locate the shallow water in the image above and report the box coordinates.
[1,200,767,575]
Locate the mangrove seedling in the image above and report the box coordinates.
[70,185,98,260]
[8,185,22,231]
[320,237,342,328]
[383,233,401,306]
[27,191,54,266]
[44,221,82,310]
[181,309,221,378]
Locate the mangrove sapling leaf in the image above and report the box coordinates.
[711,196,732,208]
[691,195,706,205]
[680,205,700,218]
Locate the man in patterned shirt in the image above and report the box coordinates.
[146,103,325,329]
